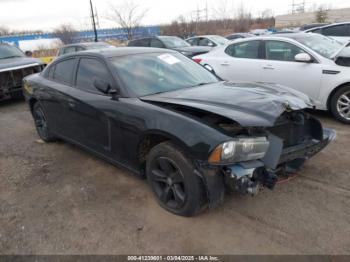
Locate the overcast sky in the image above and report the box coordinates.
[0,0,349,31]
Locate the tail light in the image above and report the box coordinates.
[193,58,202,64]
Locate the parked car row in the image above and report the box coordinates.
[193,33,350,124]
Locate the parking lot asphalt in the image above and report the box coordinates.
[0,100,349,255]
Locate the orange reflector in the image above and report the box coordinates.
[208,146,222,164]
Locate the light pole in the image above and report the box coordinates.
[90,0,98,42]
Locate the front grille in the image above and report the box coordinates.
[267,111,318,148]
[0,65,43,95]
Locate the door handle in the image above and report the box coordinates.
[220,62,230,66]
[263,65,275,70]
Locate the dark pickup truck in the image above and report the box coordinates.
[0,43,45,100]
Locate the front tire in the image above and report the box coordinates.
[330,85,350,124]
[146,142,205,217]
[32,103,57,142]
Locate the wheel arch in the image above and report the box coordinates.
[327,82,350,110]
[137,130,195,169]
[29,97,38,113]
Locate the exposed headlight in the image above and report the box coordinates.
[208,137,270,164]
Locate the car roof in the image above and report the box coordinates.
[58,47,176,59]
[61,42,109,48]
[266,32,308,38]
[227,32,315,43]
[307,22,350,31]
[226,33,253,36]
[322,22,350,27]
[188,35,223,38]
[158,36,182,39]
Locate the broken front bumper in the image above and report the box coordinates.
[278,128,336,165]
[0,64,44,100]
[197,128,336,207]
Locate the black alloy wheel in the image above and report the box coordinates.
[32,103,56,142]
[150,157,186,209]
[146,142,205,217]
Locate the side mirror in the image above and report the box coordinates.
[295,53,312,63]
[208,42,215,47]
[93,78,117,97]
[25,51,33,57]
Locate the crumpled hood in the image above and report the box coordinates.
[141,81,314,127]
[0,57,43,72]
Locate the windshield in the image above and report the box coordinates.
[159,37,190,48]
[110,52,218,97]
[0,44,24,59]
[292,34,343,58]
[208,36,230,45]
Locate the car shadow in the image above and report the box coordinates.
[0,98,25,109]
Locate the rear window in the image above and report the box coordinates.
[225,41,261,59]
[322,24,350,37]
[52,58,76,85]
[129,38,150,47]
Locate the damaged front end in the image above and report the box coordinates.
[196,110,336,208]
[0,64,44,100]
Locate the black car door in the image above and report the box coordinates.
[40,58,78,137]
[63,57,119,158]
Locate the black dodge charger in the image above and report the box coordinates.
[23,47,335,216]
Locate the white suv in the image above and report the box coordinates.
[194,33,350,123]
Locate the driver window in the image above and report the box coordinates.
[187,38,198,46]
[76,58,113,93]
[265,41,305,62]
[225,41,260,59]
[151,39,165,48]
[199,38,214,47]
[63,46,76,54]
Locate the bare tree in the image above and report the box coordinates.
[212,0,234,30]
[162,15,196,38]
[107,0,148,40]
[315,6,329,23]
[234,2,251,32]
[259,9,274,20]
[53,24,77,45]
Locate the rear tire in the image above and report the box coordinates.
[146,142,205,217]
[32,103,57,142]
[330,85,350,124]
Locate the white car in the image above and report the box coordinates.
[193,33,350,123]
[186,35,230,48]
[305,22,350,44]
